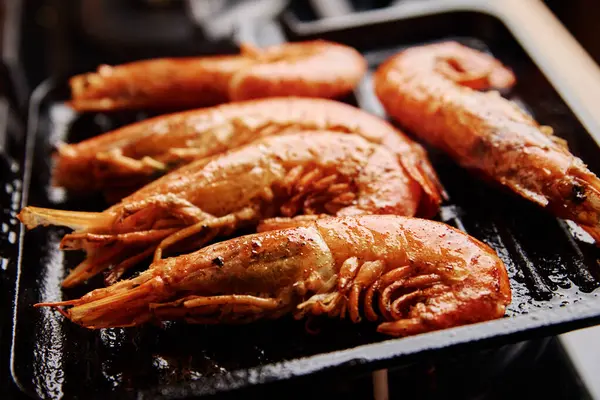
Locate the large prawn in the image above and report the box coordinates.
[374,41,600,242]
[19,132,425,288]
[36,215,511,337]
[69,40,366,112]
[54,97,443,213]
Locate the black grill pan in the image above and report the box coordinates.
[9,5,600,399]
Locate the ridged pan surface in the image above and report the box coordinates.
[10,10,600,399]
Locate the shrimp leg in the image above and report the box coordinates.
[153,207,258,261]
[151,295,283,324]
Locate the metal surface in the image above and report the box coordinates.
[7,6,600,400]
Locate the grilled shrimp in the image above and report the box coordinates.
[55,97,443,214]
[36,215,511,337]
[374,41,600,242]
[69,40,366,112]
[19,132,423,288]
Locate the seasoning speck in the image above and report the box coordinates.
[212,256,225,267]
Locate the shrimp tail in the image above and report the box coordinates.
[17,206,113,232]
[43,272,164,328]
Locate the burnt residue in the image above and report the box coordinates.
[9,11,600,400]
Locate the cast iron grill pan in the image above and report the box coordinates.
[9,10,600,399]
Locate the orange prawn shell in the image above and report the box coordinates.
[37,215,511,336]
[54,97,443,217]
[68,40,367,112]
[375,41,600,240]
[229,41,367,101]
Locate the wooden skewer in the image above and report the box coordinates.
[372,369,389,400]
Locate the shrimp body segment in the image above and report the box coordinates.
[54,97,443,214]
[375,41,600,241]
[19,132,422,287]
[69,40,367,112]
[37,215,511,337]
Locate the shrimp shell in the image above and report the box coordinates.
[374,41,600,242]
[69,40,367,112]
[54,97,443,215]
[20,132,422,287]
[36,215,511,337]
